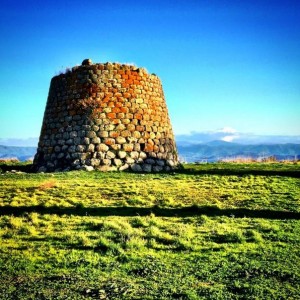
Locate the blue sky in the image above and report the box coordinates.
[0,0,299,144]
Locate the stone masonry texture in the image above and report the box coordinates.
[33,59,179,172]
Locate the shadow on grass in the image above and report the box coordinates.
[0,163,34,173]
[1,163,299,178]
[0,205,299,220]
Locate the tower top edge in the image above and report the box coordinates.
[53,59,158,79]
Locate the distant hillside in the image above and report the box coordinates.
[177,141,300,162]
[0,145,36,161]
[1,142,300,163]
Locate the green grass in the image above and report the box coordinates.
[0,163,300,299]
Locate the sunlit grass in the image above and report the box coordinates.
[0,163,299,299]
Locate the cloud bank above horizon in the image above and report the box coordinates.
[176,127,300,145]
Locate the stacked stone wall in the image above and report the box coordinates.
[33,59,179,172]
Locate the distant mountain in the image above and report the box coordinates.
[1,142,299,163]
[0,145,37,161]
[177,141,300,162]
[0,138,38,147]
[176,129,300,145]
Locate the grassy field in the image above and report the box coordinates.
[0,163,299,299]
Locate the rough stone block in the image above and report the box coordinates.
[68,145,76,153]
[113,158,123,166]
[153,165,163,172]
[96,143,109,152]
[128,152,138,161]
[104,138,115,146]
[76,145,86,152]
[106,151,116,159]
[111,144,121,151]
[126,157,135,164]
[139,151,147,159]
[92,137,101,144]
[142,164,152,172]
[123,144,134,152]
[131,164,143,172]
[99,131,109,138]
[65,138,74,145]
[116,136,126,144]
[118,151,127,159]
[90,158,100,166]
[119,163,129,171]
[70,131,77,138]
[57,139,65,145]
[54,146,61,153]
[87,144,95,152]
[87,131,97,138]
[102,159,111,166]
[82,165,94,171]
[121,130,131,137]
[74,137,81,145]
[96,152,105,159]
[156,159,165,166]
[97,165,117,172]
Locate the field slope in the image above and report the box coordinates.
[0,163,300,299]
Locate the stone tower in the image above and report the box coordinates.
[33,59,179,172]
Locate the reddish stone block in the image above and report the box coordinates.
[112,118,121,125]
[144,143,154,152]
[112,107,121,113]
[121,82,129,88]
[106,92,114,97]
[117,113,125,119]
[153,145,159,152]
[114,92,122,98]
[120,107,129,113]
[107,112,116,119]
[94,108,102,113]
[110,131,120,138]
[104,138,115,145]
[134,113,143,120]
[123,92,131,98]
[136,125,144,132]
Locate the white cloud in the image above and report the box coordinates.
[176,129,300,145]
[217,127,237,134]
[221,135,239,142]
